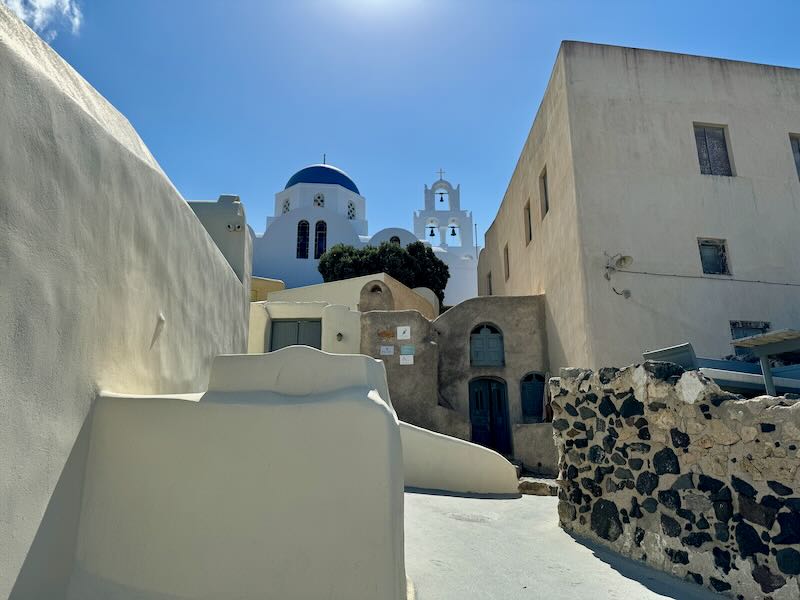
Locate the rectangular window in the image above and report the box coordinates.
[539,168,549,217]
[269,319,322,351]
[487,272,493,296]
[730,320,770,357]
[524,200,532,244]
[694,124,733,176]
[503,244,510,281]
[791,135,800,180]
[698,238,730,275]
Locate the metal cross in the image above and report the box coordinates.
[436,168,445,180]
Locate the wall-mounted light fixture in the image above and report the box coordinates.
[336,332,343,341]
[604,252,633,299]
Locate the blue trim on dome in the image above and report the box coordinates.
[285,164,360,194]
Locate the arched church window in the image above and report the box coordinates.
[296,220,310,259]
[296,221,310,259]
[470,324,504,367]
[313,193,325,208]
[390,236,401,245]
[282,198,291,214]
[347,201,356,220]
[314,221,327,259]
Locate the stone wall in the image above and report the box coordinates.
[551,363,800,599]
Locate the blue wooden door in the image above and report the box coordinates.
[469,379,511,456]
[521,373,546,423]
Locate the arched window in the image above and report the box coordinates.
[389,236,401,245]
[296,220,309,259]
[314,221,327,259]
[347,201,356,220]
[521,372,546,422]
[470,324,504,367]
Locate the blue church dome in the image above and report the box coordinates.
[284,164,360,194]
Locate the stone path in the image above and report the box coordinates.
[404,492,720,600]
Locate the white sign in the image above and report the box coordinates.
[399,355,414,365]
[380,345,395,356]
[396,326,411,340]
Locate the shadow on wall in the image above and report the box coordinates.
[566,532,720,600]
[9,412,92,600]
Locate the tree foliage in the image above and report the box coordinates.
[318,241,450,304]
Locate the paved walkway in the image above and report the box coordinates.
[404,491,720,600]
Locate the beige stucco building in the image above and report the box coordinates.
[478,41,800,371]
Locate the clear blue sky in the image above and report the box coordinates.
[22,0,800,238]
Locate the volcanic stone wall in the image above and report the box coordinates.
[551,362,800,599]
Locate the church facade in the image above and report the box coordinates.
[251,163,478,305]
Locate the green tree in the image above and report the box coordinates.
[318,241,450,304]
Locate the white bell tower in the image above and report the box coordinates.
[413,170,474,251]
[413,170,478,305]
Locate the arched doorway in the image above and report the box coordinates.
[468,378,511,456]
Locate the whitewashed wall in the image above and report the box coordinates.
[0,7,249,598]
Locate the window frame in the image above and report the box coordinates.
[524,199,532,245]
[790,134,800,181]
[296,220,310,259]
[697,237,731,276]
[539,167,549,219]
[693,123,735,177]
[729,320,771,357]
[313,220,327,259]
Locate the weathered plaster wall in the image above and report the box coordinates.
[267,272,435,318]
[565,43,800,367]
[513,423,559,476]
[0,8,249,598]
[250,276,285,302]
[477,47,590,371]
[69,350,406,600]
[552,362,800,599]
[187,195,252,288]
[248,301,362,354]
[400,422,519,495]
[435,296,548,427]
[360,310,470,440]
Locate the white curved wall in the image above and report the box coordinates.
[70,350,405,600]
[400,422,520,495]
[0,8,249,598]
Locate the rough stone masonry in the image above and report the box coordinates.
[551,362,800,599]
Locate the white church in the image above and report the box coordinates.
[251,163,479,305]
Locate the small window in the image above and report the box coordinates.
[730,320,770,357]
[694,125,732,176]
[282,198,291,214]
[698,238,730,275]
[539,168,549,218]
[503,244,510,281]
[389,236,401,245]
[347,201,356,220]
[314,221,327,259]
[296,220,309,259]
[313,193,325,208]
[470,324,504,367]
[790,135,800,180]
[487,272,493,296]
[524,200,532,244]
